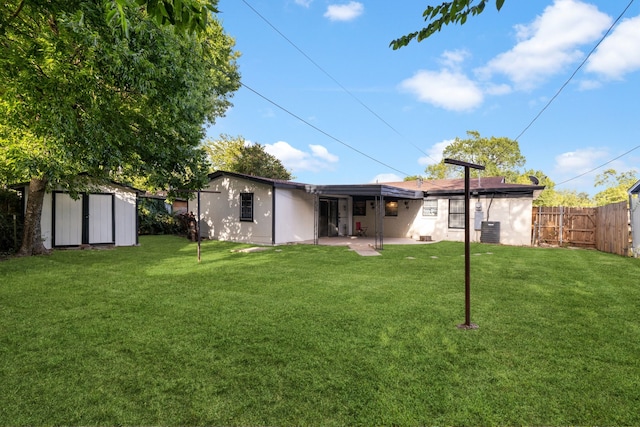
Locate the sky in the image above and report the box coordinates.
[208,0,640,195]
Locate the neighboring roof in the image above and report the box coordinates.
[208,170,309,190]
[384,176,545,198]
[629,179,640,195]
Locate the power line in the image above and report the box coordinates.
[240,0,438,164]
[514,0,635,142]
[555,143,640,187]
[239,81,412,177]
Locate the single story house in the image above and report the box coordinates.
[629,179,640,257]
[189,171,544,247]
[14,180,140,249]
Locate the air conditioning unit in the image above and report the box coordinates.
[480,221,500,244]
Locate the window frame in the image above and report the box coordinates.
[448,199,465,229]
[240,193,254,222]
[385,200,398,217]
[422,198,438,217]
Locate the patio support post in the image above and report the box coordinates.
[444,158,485,330]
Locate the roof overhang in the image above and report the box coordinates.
[308,184,423,199]
[629,179,640,195]
[424,185,545,199]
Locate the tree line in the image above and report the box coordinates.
[406,130,638,208]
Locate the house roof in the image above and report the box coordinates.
[208,170,309,190]
[383,176,545,198]
[629,179,640,195]
[208,171,544,199]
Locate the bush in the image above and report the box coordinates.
[137,197,188,236]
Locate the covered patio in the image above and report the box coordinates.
[308,183,424,249]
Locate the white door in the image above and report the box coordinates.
[54,193,82,246]
[89,194,114,244]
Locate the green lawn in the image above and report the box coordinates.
[1,236,639,426]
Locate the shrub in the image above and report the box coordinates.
[137,197,188,236]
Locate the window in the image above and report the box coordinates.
[385,200,398,217]
[423,199,438,216]
[353,200,366,216]
[240,193,253,222]
[448,199,465,229]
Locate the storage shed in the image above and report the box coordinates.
[16,181,140,249]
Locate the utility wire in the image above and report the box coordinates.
[239,81,412,177]
[514,0,635,143]
[240,0,438,164]
[555,143,640,186]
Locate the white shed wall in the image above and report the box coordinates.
[630,195,640,257]
[32,184,137,249]
[109,185,138,247]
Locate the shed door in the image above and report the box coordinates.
[88,194,114,244]
[54,193,83,246]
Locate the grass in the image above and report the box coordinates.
[1,235,640,426]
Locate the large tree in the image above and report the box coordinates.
[426,131,525,181]
[390,0,506,49]
[203,135,293,180]
[0,0,240,255]
[593,169,638,206]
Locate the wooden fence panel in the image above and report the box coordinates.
[532,202,631,256]
[532,207,596,248]
[595,201,631,257]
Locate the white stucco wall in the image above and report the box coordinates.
[407,197,533,246]
[351,196,533,245]
[189,176,275,245]
[274,189,315,244]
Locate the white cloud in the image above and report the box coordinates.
[309,144,339,162]
[418,139,453,166]
[370,173,402,183]
[264,141,338,172]
[399,69,483,111]
[586,15,640,80]
[294,0,312,7]
[478,0,611,90]
[324,1,364,22]
[439,49,470,69]
[554,147,610,174]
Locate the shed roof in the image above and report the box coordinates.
[629,179,640,195]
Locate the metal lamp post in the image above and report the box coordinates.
[444,158,485,330]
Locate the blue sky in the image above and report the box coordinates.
[209,0,640,195]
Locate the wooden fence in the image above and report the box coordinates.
[532,201,631,256]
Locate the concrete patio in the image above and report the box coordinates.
[313,236,435,256]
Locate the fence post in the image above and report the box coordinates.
[559,206,564,246]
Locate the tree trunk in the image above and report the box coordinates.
[17,177,50,256]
